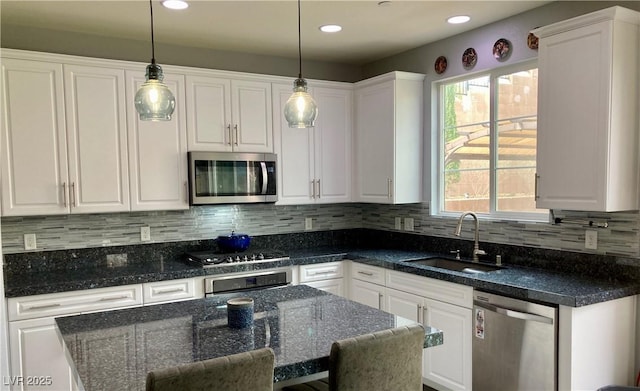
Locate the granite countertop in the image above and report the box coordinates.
[55,284,443,390]
[5,244,640,307]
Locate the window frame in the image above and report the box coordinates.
[431,60,547,222]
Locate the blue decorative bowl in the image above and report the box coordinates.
[217,232,251,252]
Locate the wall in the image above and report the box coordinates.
[0,24,362,83]
[2,202,639,259]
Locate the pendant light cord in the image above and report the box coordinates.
[149,0,156,65]
[297,0,302,79]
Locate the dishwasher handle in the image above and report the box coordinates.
[474,300,554,325]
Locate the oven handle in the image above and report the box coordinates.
[260,161,268,195]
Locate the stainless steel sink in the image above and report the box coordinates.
[403,257,503,274]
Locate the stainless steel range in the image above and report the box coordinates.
[184,249,292,297]
[184,249,289,268]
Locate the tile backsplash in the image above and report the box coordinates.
[2,203,639,258]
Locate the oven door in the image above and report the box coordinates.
[203,268,292,297]
[188,151,277,204]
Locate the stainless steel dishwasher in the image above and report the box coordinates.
[473,290,558,391]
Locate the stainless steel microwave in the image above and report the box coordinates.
[188,152,277,204]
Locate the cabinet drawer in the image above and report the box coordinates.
[143,278,203,305]
[350,262,386,285]
[303,279,345,297]
[299,262,344,282]
[386,270,473,309]
[8,284,143,321]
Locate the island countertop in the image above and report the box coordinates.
[55,284,443,391]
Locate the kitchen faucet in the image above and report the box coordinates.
[454,212,486,263]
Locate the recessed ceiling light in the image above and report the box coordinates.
[447,15,471,24]
[162,0,189,10]
[320,24,342,33]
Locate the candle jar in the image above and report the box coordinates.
[227,297,254,329]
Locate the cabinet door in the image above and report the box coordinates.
[126,71,188,211]
[185,75,232,151]
[384,287,423,324]
[64,65,129,213]
[1,59,69,216]
[355,81,394,203]
[423,298,472,391]
[349,279,384,310]
[273,83,314,204]
[9,317,74,391]
[313,87,352,204]
[230,80,273,153]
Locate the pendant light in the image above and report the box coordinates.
[135,0,176,121]
[284,0,318,128]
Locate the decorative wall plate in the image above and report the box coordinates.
[462,48,477,70]
[493,38,511,61]
[434,56,447,75]
[527,31,539,50]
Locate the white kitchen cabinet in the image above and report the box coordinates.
[186,75,273,153]
[7,285,143,391]
[534,7,640,211]
[385,270,472,391]
[1,58,129,216]
[349,263,386,310]
[354,71,424,204]
[273,83,352,204]
[126,70,189,211]
[298,262,345,297]
[142,277,204,305]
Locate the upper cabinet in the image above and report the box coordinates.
[534,7,640,211]
[354,71,424,204]
[1,57,130,216]
[186,75,273,153]
[273,82,352,204]
[126,69,189,211]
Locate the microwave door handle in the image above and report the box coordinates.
[260,162,268,195]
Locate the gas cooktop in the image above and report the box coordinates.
[184,249,289,268]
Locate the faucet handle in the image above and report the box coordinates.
[450,250,461,260]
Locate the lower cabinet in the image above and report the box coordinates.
[349,264,473,391]
[298,262,345,297]
[8,317,77,391]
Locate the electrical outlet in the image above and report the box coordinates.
[141,226,151,241]
[395,217,402,230]
[305,217,313,231]
[404,217,414,231]
[585,230,597,250]
[24,233,37,250]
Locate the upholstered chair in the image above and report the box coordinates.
[146,347,275,391]
[283,324,425,391]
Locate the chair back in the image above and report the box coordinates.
[329,324,424,391]
[146,347,275,391]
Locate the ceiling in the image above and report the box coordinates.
[1,1,551,65]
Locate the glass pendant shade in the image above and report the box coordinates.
[284,78,318,128]
[135,64,175,121]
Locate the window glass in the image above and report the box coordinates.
[438,65,544,219]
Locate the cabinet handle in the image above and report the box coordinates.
[417,304,423,323]
[316,179,321,199]
[62,182,67,207]
[378,293,383,310]
[357,271,374,277]
[387,179,393,199]
[184,181,188,201]
[308,271,334,276]
[154,288,185,294]
[71,182,76,207]
[234,125,239,146]
[534,173,540,200]
[421,306,427,324]
[99,295,130,302]
[310,180,316,199]
[26,303,61,311]
[227,124,232,145]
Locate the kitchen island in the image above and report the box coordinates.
[55,284,443,391]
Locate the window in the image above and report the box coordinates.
[435,62,545,220]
